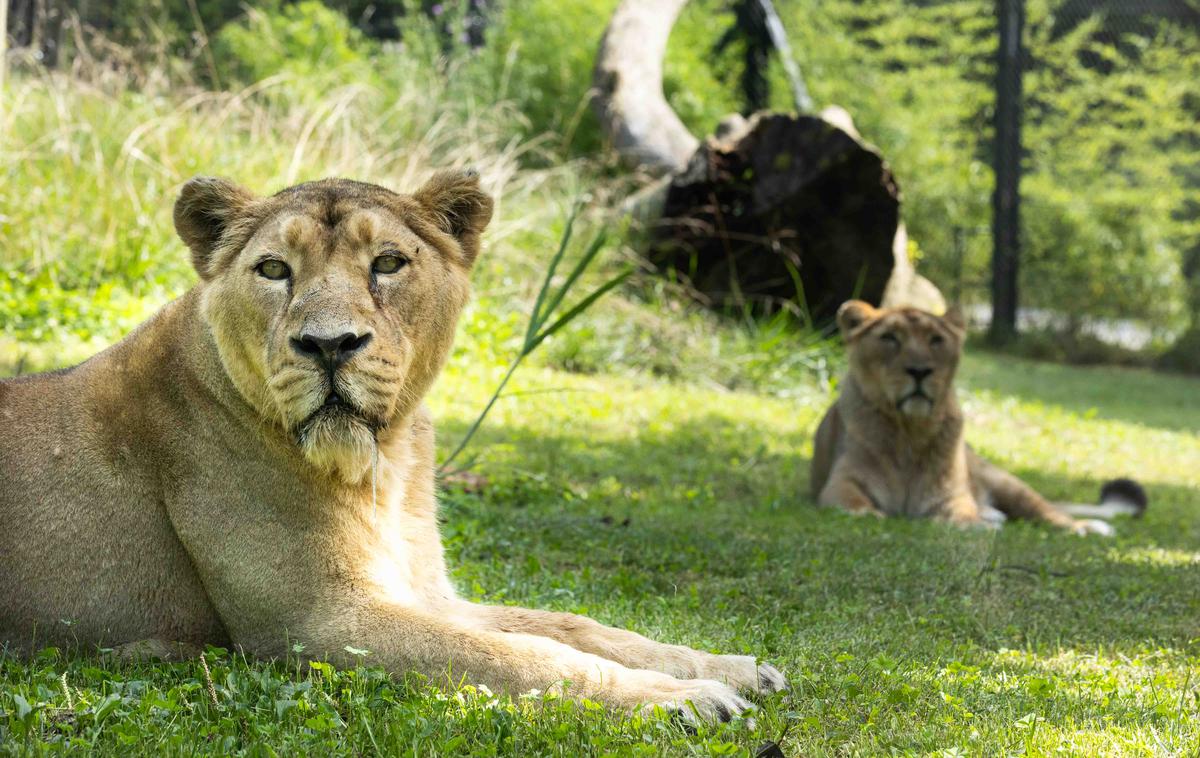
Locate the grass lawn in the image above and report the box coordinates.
[2,334,1198,756]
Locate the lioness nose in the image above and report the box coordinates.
[906,366,933,382]
[290,331,373,370]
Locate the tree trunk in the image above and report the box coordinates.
[592,0,698,175]
[1,0,8,96]
[990,0,1025,341]
[1158,231,1200,373]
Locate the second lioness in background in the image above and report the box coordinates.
[810,300,1147,535]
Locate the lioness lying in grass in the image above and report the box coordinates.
[811,300,1146,534]
[0,171,784,723]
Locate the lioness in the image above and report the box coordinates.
[0,172,784,722]
[811,300,1145,535]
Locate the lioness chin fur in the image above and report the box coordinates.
[810,300,1145,536]
[0,171,785,723]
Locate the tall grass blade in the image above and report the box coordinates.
[534,229,609,328]
[524,201,581,348]
[526,269,633,352]
[439,358,523,474]
[440,209,623,475]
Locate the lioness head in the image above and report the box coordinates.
[174,170,493,483]
[837,300,966,419]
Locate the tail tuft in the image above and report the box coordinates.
[1099,478,1148,518]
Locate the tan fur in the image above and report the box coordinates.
[811,300,1113,536]
[0,172,784,722]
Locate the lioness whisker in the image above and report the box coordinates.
[269,373,314,393]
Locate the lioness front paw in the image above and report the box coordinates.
[1071,518,1116,537]
[698,654,789,696]
[653,678,755,725]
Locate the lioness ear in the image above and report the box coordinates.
[413,169,494,266]
[837,300,879,340]
[942,303,966,333]
[175,176,257,280]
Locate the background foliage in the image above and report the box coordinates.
[3,0,1198,354]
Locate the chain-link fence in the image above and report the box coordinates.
[774,0,1198,354]
[995,0,1200,354]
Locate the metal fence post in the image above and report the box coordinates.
[990,0,1024,341]
[1,0,8,97]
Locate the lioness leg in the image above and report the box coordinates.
[968,453,1111,536]
[451,603,787,695]
[292,601,753,722]
[931,492,995,529]
[817,469,885,518]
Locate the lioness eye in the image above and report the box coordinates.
[256,259,291,281]
[930,334,945,347]
[372,254,407,274]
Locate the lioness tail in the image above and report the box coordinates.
[1058,478,1148,520]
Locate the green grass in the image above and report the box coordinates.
[3,332,1198,754]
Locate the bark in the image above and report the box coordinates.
[592,0,698,175]
[1158,234,1200,373]
[1,0,8,95]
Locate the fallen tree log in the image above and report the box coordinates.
[651,111,906,320]
[592,0,944,321]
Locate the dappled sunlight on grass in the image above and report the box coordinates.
[960,353,1200,435]
[1105,545,1200,569]
[423,345,1200,753]
[959,359,1200,494]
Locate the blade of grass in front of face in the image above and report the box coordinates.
[524,201,582,350]
[532,229,609,333]
[526,268,633,352]
[443,210,619,472]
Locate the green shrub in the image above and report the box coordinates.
[214,1,375,83]
[0,9,553,345]
[469,0,618,156]
[0,269,168,344]
[473,0,772,156]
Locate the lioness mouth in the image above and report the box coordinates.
[301,391,384,436]
[897,390,932,409]
[294,390,380,482]
[299,391,363,428]
[322,391,351,409]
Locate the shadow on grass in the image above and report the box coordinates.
[439,411,813,516]
[436,410,1199,667]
